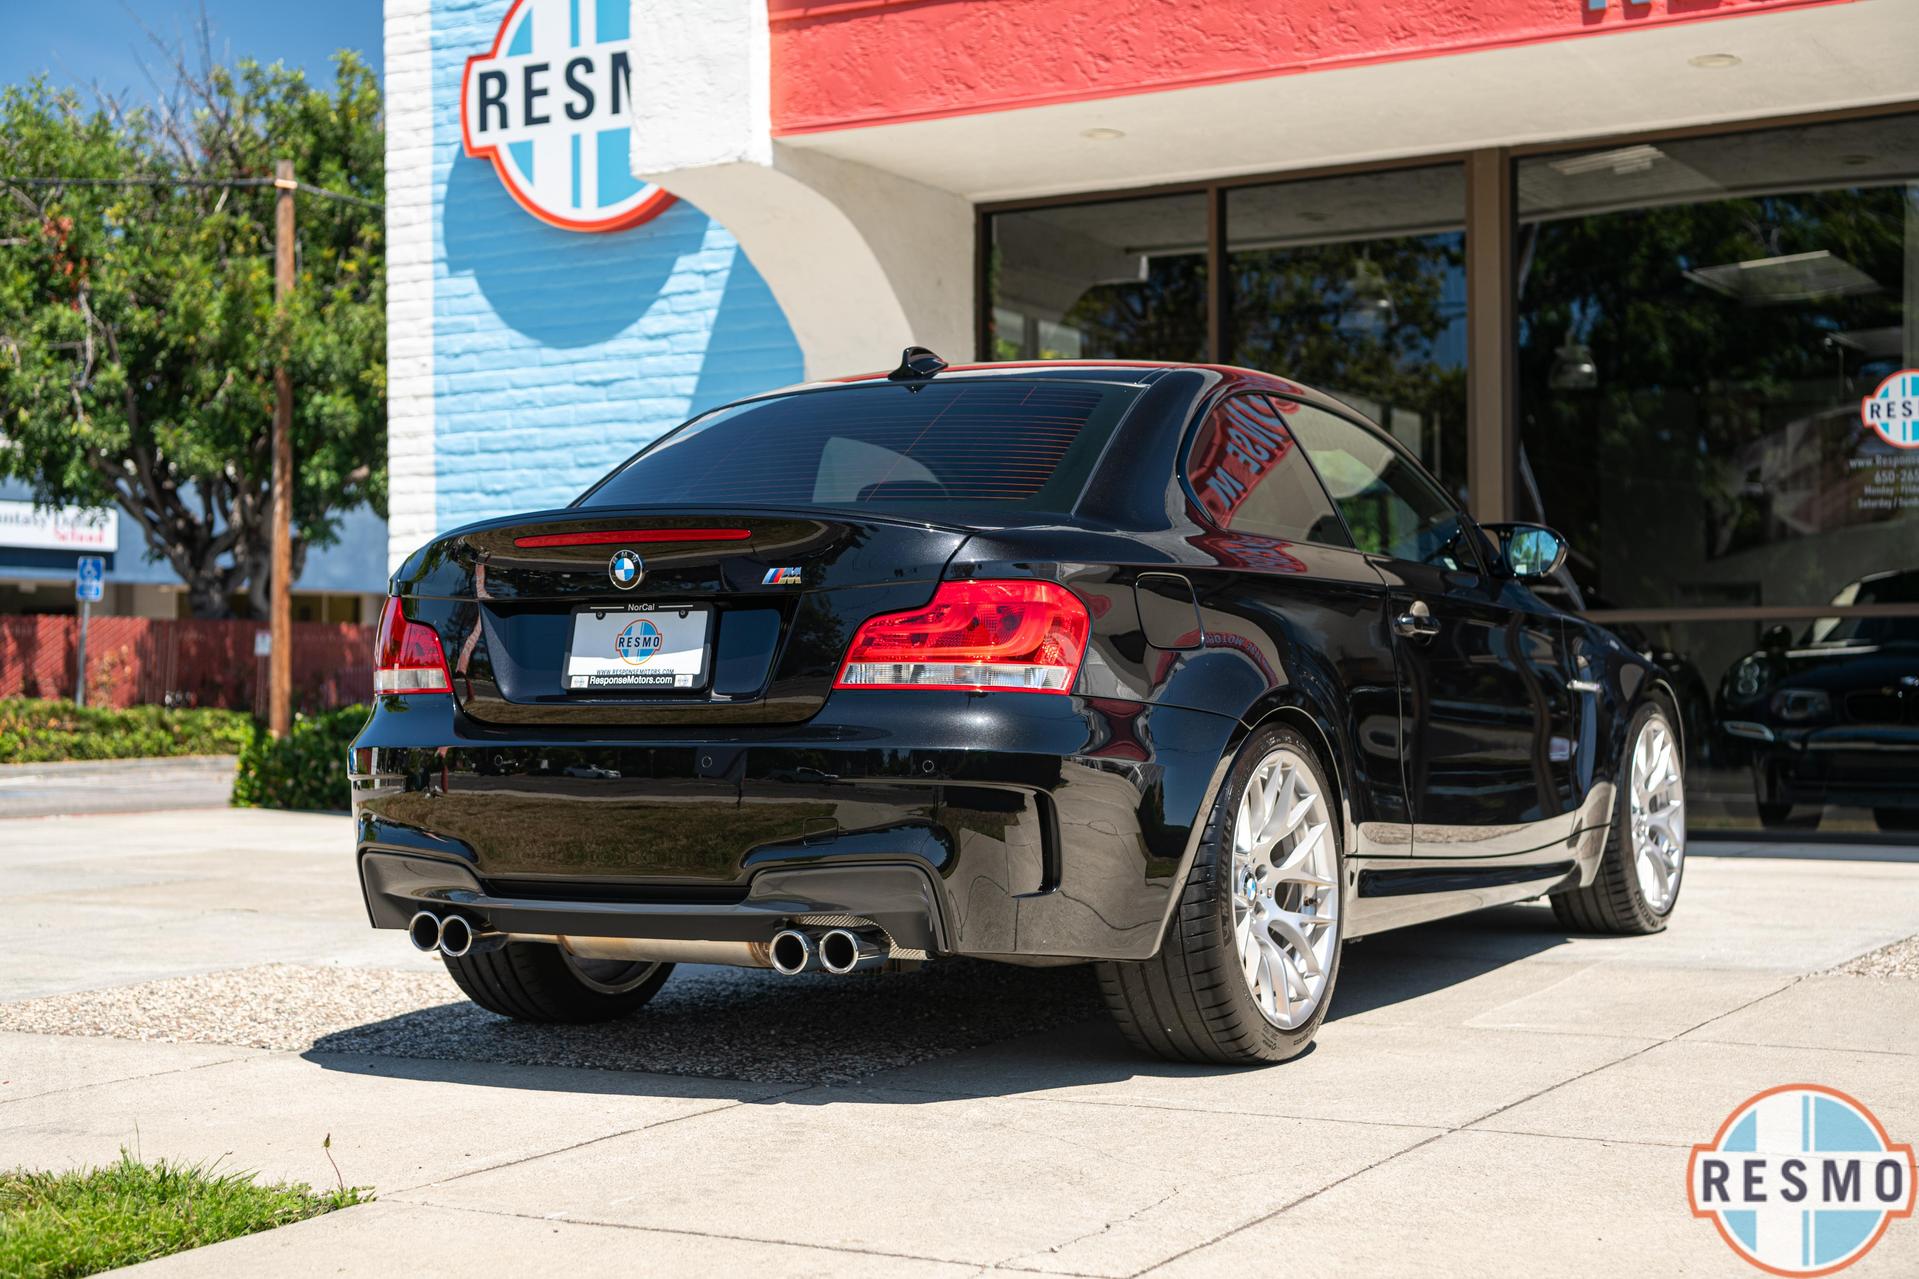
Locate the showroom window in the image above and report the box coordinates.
[978,108,1919,839]
[985,167,1468,501]
[1228,167,1468,503]
[1516,114,1919,836]
[988,192,1208,363]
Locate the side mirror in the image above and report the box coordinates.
[1482,522,1569,581]
[1761,624,1794,651]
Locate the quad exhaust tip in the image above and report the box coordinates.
[818,928,886,975]
[769,928,813,975]
[438,914,476,958]
[406,910,481,958]
[407,910,442,954]
[410,914,885,973]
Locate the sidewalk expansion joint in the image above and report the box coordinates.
[384,1197,1018,1273]
[0,1043,262,1109]
[1124,971,1813,1277]
[389,1085,815,1196]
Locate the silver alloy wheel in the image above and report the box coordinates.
[1628,714,1686,913]
[1230,745,1340,1030]
[560,950,662,996]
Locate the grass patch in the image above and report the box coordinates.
[0,1151,369,1278]
[0,699,252,765]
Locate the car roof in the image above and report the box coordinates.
[756,359,1370,422]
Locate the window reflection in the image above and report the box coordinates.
[1519,116,1919,838]
[1185,395,1349,546]
[1228,167,1468,502]
[989,193,1207,362]
[1517,117,1919,612]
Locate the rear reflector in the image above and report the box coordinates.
[835,580,1090,695]
[512,528,752,548]
[374,597,452,695]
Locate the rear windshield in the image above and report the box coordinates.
[579,379,1139,516]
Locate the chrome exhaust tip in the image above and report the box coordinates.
[818,928,886,975]
[406,911,443,954]
[769,928,813,975]
[437,914,476,958]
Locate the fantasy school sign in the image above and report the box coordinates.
[461,0,676,231]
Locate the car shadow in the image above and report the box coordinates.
[300,902,1575,1100]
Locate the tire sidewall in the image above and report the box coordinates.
[1615,700,1686,926]
[1199,723,1347,1060]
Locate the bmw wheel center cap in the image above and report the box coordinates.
[608,550,644,589]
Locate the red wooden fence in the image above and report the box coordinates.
[0,615,375,714]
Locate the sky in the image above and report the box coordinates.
[0,1,383,100]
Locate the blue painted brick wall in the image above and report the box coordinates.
[429,0,803,532]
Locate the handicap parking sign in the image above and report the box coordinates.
[75,555,105,602]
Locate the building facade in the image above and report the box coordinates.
[385,0,1919,836]
[0,481,386,623]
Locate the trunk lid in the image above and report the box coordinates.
[394,509,967,726]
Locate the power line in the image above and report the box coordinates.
[0,174,382,210]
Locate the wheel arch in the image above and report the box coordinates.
[1645,675,1686,765]
[1242,699,1351,852]
[1144,690,1356,960]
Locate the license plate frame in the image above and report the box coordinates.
[563,603,713,693]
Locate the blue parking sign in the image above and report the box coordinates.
[75,555,105,602]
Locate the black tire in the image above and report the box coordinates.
[1757,800,1796,829]
[1874,808,1919,834]
[443,941,673,1023]
[1552,701,1684,935]
[1096,724,1345,1065]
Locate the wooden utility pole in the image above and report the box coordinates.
[269,159,296,738]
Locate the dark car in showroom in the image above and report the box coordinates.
[1718,568,1919,833]
[351,351,1689,1064]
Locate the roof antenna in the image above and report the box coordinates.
[887,346,947,387]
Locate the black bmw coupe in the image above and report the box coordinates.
[350,351,1688,1064]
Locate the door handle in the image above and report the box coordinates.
[1567,679,1602,694]
[1392,600,1441,640]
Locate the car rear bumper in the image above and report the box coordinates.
[349,691,1241,961]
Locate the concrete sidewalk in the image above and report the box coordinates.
[0,755,237,819]
[1,809,1915,1277]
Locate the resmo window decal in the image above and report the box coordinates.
[461,0,675,232]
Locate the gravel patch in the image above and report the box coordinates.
[0,959,1101,1085]
[1828,933,1919,979]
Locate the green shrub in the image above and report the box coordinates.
[230,703,369,812]
[0,699,252,764]
[0,1150,368,1278]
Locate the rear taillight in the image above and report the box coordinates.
[834,580,1090,694]
[374,596,452,695]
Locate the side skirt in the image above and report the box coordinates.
[1345,859,1583,939]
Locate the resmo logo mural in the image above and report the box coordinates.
[461,0,675,232]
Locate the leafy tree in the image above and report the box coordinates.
[0,53,384,618]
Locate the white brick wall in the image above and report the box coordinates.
[384,0,436,574]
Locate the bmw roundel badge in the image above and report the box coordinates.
[608,550,644,590]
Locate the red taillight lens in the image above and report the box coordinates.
[834,580,1090,695]
[373,597,451,695]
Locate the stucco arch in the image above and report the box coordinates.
[627,0,973,381]
[639,147,974,381]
